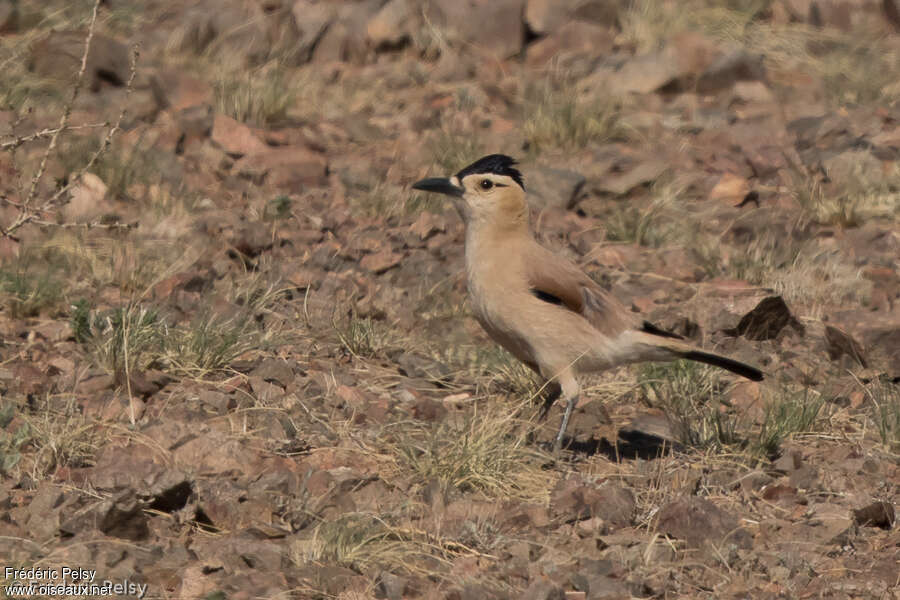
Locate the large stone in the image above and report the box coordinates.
[696,50,765,94]
[526,165,586,210]
[522,580,565,600]
[211,114,268,158]
[525,20,615,67]
[551,476,635,526]
[291,1,336,61]
[234,146,328,191]
[310,0,383,63]
[822,149,887,188]
[152,71,214,113]
[611,33,719,95]
[727,295,804,341]
[655,496,751,549]
[366,0,411,50]
[29,31,131,91]
[853,501,895,529]
[176,1,269,63]
[611,50,681,94]
[525,0,624,34]
[525,0,580,35]
[595,158,668,196]
[428,0,527,60]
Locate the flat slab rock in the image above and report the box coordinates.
[654,496,751,549]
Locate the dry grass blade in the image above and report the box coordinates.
[386,402,552,503]
[19,396,101,479]
[307,512,453,577]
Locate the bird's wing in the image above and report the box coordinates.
[522,243,764,382]
[523,243,640,338]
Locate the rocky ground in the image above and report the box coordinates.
[1,0,899,598]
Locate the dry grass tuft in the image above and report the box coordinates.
[386,402,552,502]
[157,312,264,378]
[215,63,299,127]
[0,254,65,318]
[522,76,627,152]
[755,385,826,458]
[860,377,900,452]
[20,395,101,479]
[792,162,900,227]
[640,361,824,459]
[640,360,740,452]
[88,302,164,379]
[43,231,194,296]
[604,180,681,247]
[74,298,281,381]
[307,512,451,577]
[333,314,397,360]
[0,403,30,476]
[430,124,483,174]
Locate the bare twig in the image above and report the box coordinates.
[30,219,139,230]
[23,0,101,210]
[1,21,140,239]
[39,46,139,213]
[0,122,110,151]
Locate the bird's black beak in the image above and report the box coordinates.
[412,177,464,197]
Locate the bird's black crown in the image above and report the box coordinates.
[456,154,524,190]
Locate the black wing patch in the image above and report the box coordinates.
[641,320,684,340]
[532,288,564,306]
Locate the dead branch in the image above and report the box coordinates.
[22,0,101,211]
[0,0,140,240]
[0,122,111,152]
[30,219,139,230]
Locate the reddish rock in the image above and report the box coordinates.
[212,114,269,157]
[525,20,615,67]
[428,0,526,60]
[29,31,131,90]
[360,249,403,273]
[522,580,565,600]
[654,496,751,549]
[709,173,751,204]
[551,476,635,526]
[234,146,328,191]
[366,0,411,49]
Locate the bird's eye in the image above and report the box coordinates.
[480,179,493,190]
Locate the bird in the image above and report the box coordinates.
[412,154,764,451]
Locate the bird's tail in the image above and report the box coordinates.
[678,349,763,381]
[634,332,764,381]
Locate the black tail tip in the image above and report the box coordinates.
[683,350,764,382]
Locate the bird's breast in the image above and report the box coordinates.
[464,251,540,368]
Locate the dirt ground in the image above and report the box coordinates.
[1,0,899,598]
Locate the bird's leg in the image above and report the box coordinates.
[554,395,578,452]
[552,371,580,452]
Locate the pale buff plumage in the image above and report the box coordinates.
[413,154,763,449]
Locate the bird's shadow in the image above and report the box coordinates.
[537,385,679,461]
[569,430,682,460]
